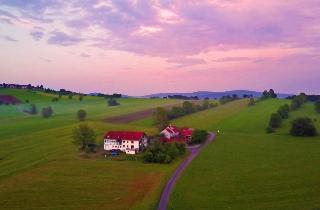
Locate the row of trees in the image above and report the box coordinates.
[267,104,290,133]
[154,101,218,130]
[219,95,239,104]
[143,141,186,163]
[290,93,307,110]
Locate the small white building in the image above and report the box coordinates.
[104,131,148,155]
[160,125,180,139]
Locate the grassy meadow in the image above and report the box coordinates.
[1,89,320,210]
[169,99,320,210]
[0,89,182,210]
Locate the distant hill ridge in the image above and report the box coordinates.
[143,90,293,99]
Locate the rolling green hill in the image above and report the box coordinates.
[0,89,182,210]
[2,90,320,210]
[169,99,320,210]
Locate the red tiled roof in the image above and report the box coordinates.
[181,128,193,136]
[104,131,145,141]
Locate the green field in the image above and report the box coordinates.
[169,99,320,210]
[0,89,182,210]
[2,89,320,210]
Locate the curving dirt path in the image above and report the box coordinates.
[158,132,216,210]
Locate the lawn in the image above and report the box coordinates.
[0,89,182,210]
[169,99,320,210]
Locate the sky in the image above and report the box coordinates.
[0,0,320,96]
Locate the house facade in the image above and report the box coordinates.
[104,131,148,155]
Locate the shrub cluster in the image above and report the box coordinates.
[290,117,317,137]
[143,141,186,163]
[108,98,120,106]
[42,106,53,118]
[52,97,59,102]
[248,98,255,106]
[190,129,208,145]
[266,104,290,133]
[23,104,38,115]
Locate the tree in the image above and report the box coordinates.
[42,106,53,118]
[107,98,120,106]
[269,113,282,128]
[248,98,255,106]
[315,100,320,113]
[77,109,87,121]
[190,129,208,145]
[182,101,196,114]
[72,124,96,151]
[202,100,210,110]
[290,117,317,136]
[269,89,277,98]
[30,104,38,115]
[153,107,169,130]
[277,104,290,119]
[262,90,270,99]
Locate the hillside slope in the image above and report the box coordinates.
[169,99,320,210]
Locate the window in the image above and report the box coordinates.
[131,141,134,143]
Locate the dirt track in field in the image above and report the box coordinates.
[105,100,204,124]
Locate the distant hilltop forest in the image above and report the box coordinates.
[0,83,122,98]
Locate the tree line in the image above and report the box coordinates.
[153,100,218,130]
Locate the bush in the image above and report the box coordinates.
[52,97,59,102]
[79,95,84,101]
[269,113,282,128]
[190,129,208,145]
[277,104,290,119]
[25,99,30,103]
[108,98,120,106]
[142,141,186,164]
[290,117,317,136]
[77,109,87,121]
[42,106,53,118]
[291,93,306,110]
[68,95,73,99]
[248,98,255,106]
[30,104,38,115]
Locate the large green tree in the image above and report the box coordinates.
[72,124,96,151]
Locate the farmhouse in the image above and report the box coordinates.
[160,125,193,144]
[104,131,148,155]
[160,125,180,139]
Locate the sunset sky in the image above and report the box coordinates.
[0,0,319,95]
